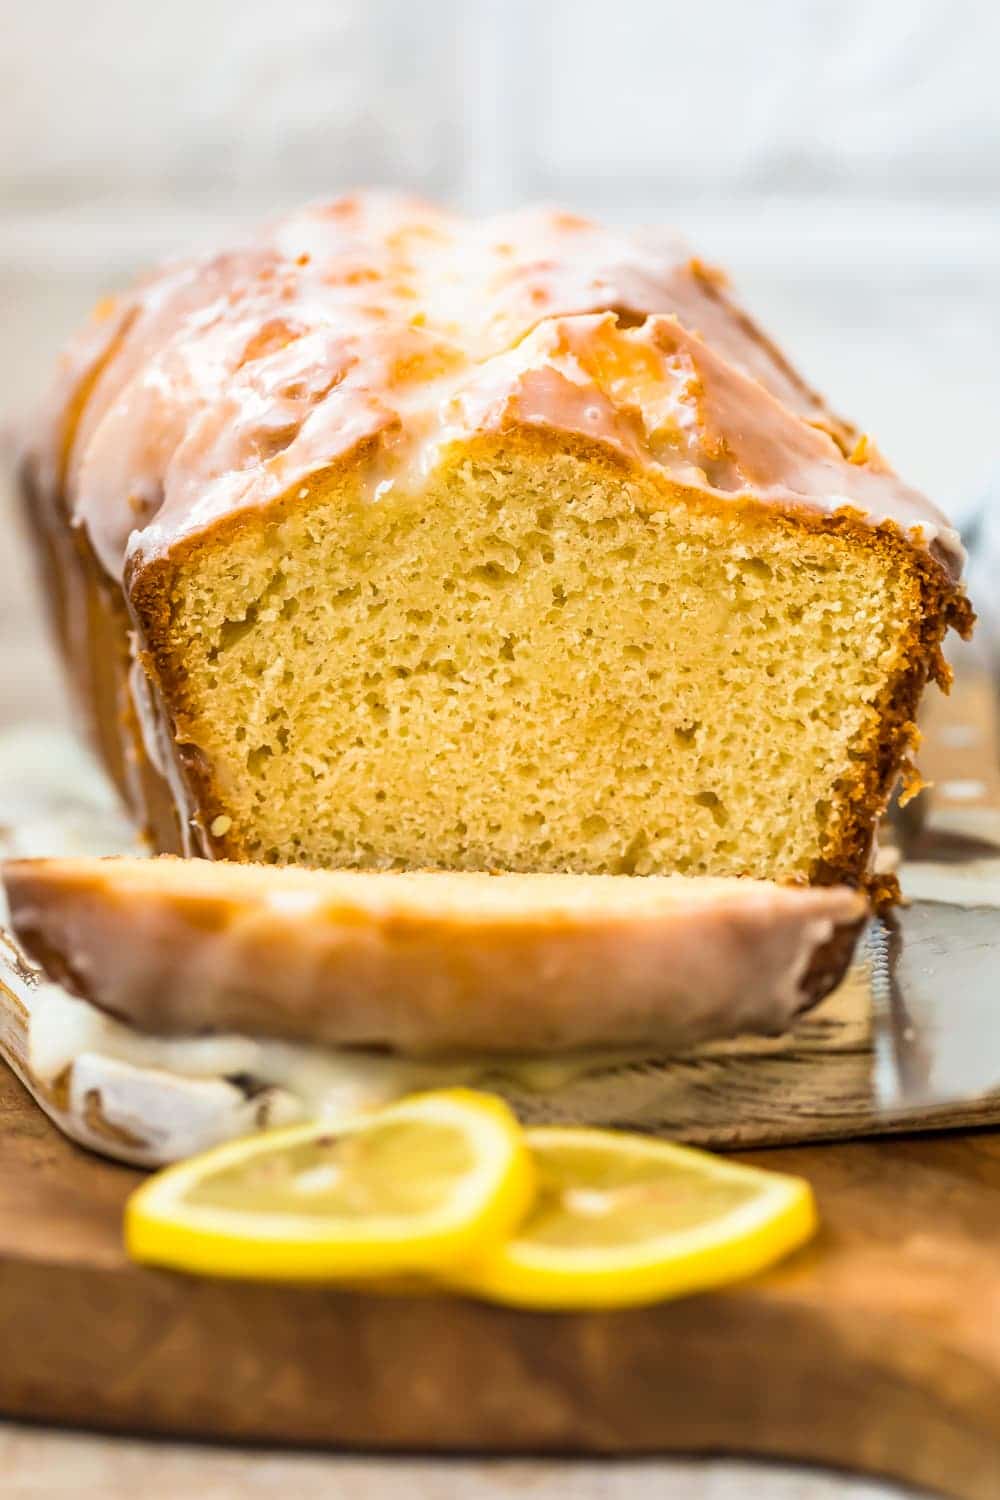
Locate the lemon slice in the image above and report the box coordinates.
[125,1089,533,1281]
[442,1127,816,1309]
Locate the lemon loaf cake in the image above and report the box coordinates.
[22,194,971,886]
[3,859,865,1054]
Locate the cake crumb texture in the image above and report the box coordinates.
[139,438,950,886]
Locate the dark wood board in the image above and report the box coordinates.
[4,1063,1000,1500]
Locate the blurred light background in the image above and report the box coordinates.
[2,0,999,720]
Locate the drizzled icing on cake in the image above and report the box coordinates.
[33,191,963,582]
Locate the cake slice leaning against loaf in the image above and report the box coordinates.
[3,858,866,1056]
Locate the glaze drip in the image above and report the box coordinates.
[27,192,963,584]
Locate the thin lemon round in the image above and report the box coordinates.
[125,1089,533,1281]
[442,1127,817,1310]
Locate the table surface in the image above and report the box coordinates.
[0,479,926,1500]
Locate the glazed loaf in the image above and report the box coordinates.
[3,858,865,1055]
[22,194,971,885]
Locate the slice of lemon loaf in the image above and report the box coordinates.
[3,858,865,1055]
[22,195,971,885]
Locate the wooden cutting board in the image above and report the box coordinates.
[4,1061,1000,1500]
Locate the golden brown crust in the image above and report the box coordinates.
[19,454,185,852]
[809,522,973,889]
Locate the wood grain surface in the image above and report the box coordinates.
[3,1060,1000,1500]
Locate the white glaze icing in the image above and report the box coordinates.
[30,193,964,586]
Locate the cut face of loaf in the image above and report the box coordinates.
[3,858,866,1056]
[135,434,955,885]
